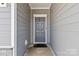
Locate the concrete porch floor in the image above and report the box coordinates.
[24,46,54,56]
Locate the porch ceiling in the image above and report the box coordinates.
[29,3,51,9]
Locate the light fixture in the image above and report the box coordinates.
[0,3,7,7]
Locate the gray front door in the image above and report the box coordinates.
[35,17,46,43]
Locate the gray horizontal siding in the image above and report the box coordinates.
[17,3,30,56]
[0,48,13,56]
[0,3,13,56]
[0,3,11,46]
[50,3,79,56]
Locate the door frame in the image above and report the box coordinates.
[33,14,47,44]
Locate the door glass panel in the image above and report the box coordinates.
[35,17,45,43]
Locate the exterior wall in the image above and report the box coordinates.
[0,48,13,56]
[0,3,11,46]
[50,3,79,56]
[0,3,13,56]
[17,3,30,56]
[31,9,50,45]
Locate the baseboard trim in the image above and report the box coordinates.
[47,44,55,56]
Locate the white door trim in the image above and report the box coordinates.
[11,3,14,56]
[11,3,17,56]
[33,14,47,44]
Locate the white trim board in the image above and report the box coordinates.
[33,14,47,17]
[11,3,14,47]
[11,3,15,56]
[0,46,13,48]
[30,7,50,9]
[13,3,17,56]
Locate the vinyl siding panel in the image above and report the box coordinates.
[0,3,11,46]
[0,3,13,56]
[50,3,79,56]
[17,3,30,56]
